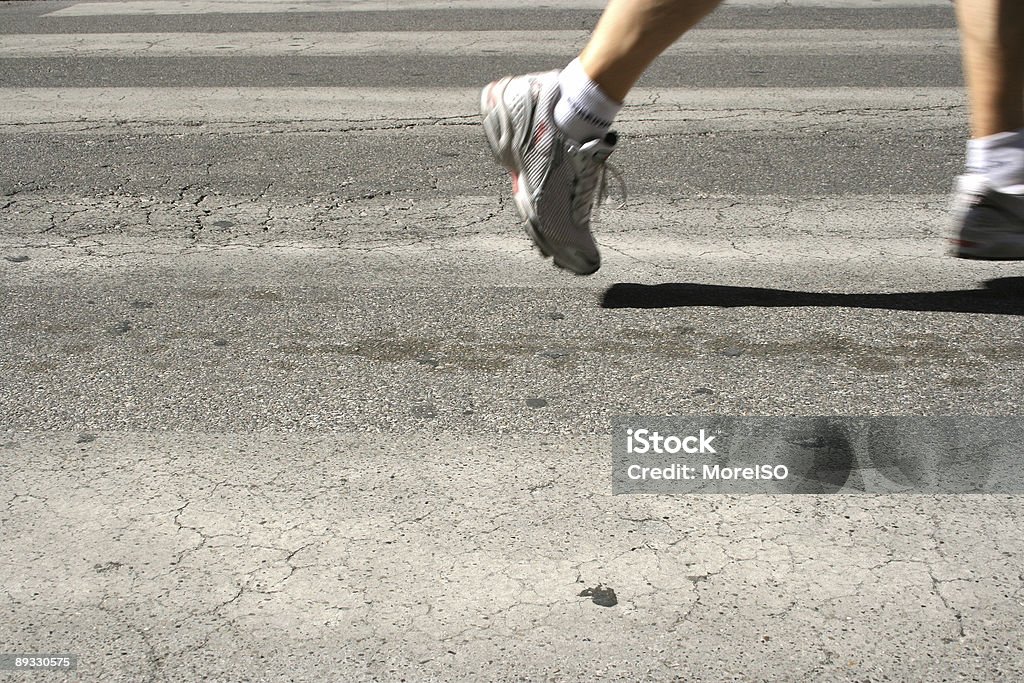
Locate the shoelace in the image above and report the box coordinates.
[569,147,628,227]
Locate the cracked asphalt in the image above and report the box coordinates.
[6,433,1024,680]
[3,0,1024,681]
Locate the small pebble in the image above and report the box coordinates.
[579,584,618,607]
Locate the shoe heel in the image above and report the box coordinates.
[480,80,514,169]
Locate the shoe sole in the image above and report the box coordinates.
[949,185,1024,259]
[480,78,599,275]
[950,225,1024,260]
[950,241,1024,260]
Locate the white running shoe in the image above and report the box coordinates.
[480,70,618,275]
[950,174,1024,259]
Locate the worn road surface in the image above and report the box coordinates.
[2,0,1023,680]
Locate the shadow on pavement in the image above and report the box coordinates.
[600,277,1024,315]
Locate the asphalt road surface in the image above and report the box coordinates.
[2,0,1024,680]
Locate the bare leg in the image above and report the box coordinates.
[955,0,1024,138]
[578,0,724,103]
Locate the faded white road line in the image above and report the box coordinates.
[0,192,954,269]
[0,30,958,57]
[0,87,965,132]
[44,0,955,17]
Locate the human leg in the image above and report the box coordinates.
[951,0,1024,258]
[579,0,723,103]
[955,0,1023,139]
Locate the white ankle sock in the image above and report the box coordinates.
[966,128,1024,194]
[553,58,622,143]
